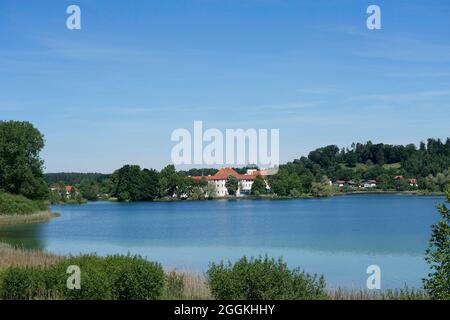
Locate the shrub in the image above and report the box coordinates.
[207,256,327,300]
[0,254,165,300]
[423,188,450,300]
[0,192,48,215]
[50,255,115,300]
[104,255,164,300]
[0,267,47,300]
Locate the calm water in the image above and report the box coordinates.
[0,194,442,289]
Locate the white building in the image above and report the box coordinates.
[361,180,377,188]
[193,168,269,197]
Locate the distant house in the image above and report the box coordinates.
[409,178,418,187]
[394,175,403,180]
[49,184,78,198]
[347,180,358,187]
[333,180,346,187]
[361,180,377,188]
[192,168,269,197]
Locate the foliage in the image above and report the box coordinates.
[110,165,160,201]
[266,137,450,195]
[182,168,218,177]
[0,254,165,300]
[205,182,217,199]
[225,175,238,196]
[423,188,450,300]
[103,255,165,300]
[44,173,110,186]
[0,267,48,299]
[0,192,48,215]
[207,256,327,300]
[189,186,206,200]
[251,175,266,195]
[158,165,180,198]
[0,121,48,200]
[421,171,450,192]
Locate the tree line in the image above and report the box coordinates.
[47,138,450,201]
[2,120,449,203]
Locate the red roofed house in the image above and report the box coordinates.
[192,168,269,197]
[409,178,418,187]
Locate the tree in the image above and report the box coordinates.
[141,169,159,200]
[79,181,100,201]
[251,175,266,195]
[423,187,450,300]
[206,182,217,199]
[0,121,48,199]
[158,165,180,198]
[110,165,145,201]
[225,175,238,196]
[190,186,205,200]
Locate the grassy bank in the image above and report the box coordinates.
[0,244,429,300]
[0,211,59,226]
[0,192,58,225]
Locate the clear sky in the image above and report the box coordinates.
[1,0,449,173]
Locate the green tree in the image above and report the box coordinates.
[206,183,217,199]
[0,121,48,199]
[423,188,450,300]
[158,165,179,198]
[251,175,266,195]
[111,165,144,201]
[80,181,100,201]
[141,169,159,200]
[190,186,205,200]
[225,175,238,196]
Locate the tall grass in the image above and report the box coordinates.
[0,243,62,269]
[0,211,58,226]
[0,244,430,300]
[328,287,429,300]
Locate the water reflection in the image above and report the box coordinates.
[0,223,45,249]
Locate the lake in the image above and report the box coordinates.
[0,194,442,290]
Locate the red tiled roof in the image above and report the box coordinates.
[65,186,74,192]
[192,168,265,181]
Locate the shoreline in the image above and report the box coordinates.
[0,210,60,226]
[0,243,429,300]
[103,190,444,204]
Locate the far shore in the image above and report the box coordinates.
[47,189,446,207]
[114,190,445,203]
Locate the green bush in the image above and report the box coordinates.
[0,254,165,300]
[0,267,48,300]
[207,256,327,300]
[0,192,47,215]
[50,255,115,300]
[104,255,164,300]
[423,188,450,300]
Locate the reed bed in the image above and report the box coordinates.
[0,244,429,300]
[0,243,62,269]
[0,211,58,226]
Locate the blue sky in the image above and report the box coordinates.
[0,0,449,173]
